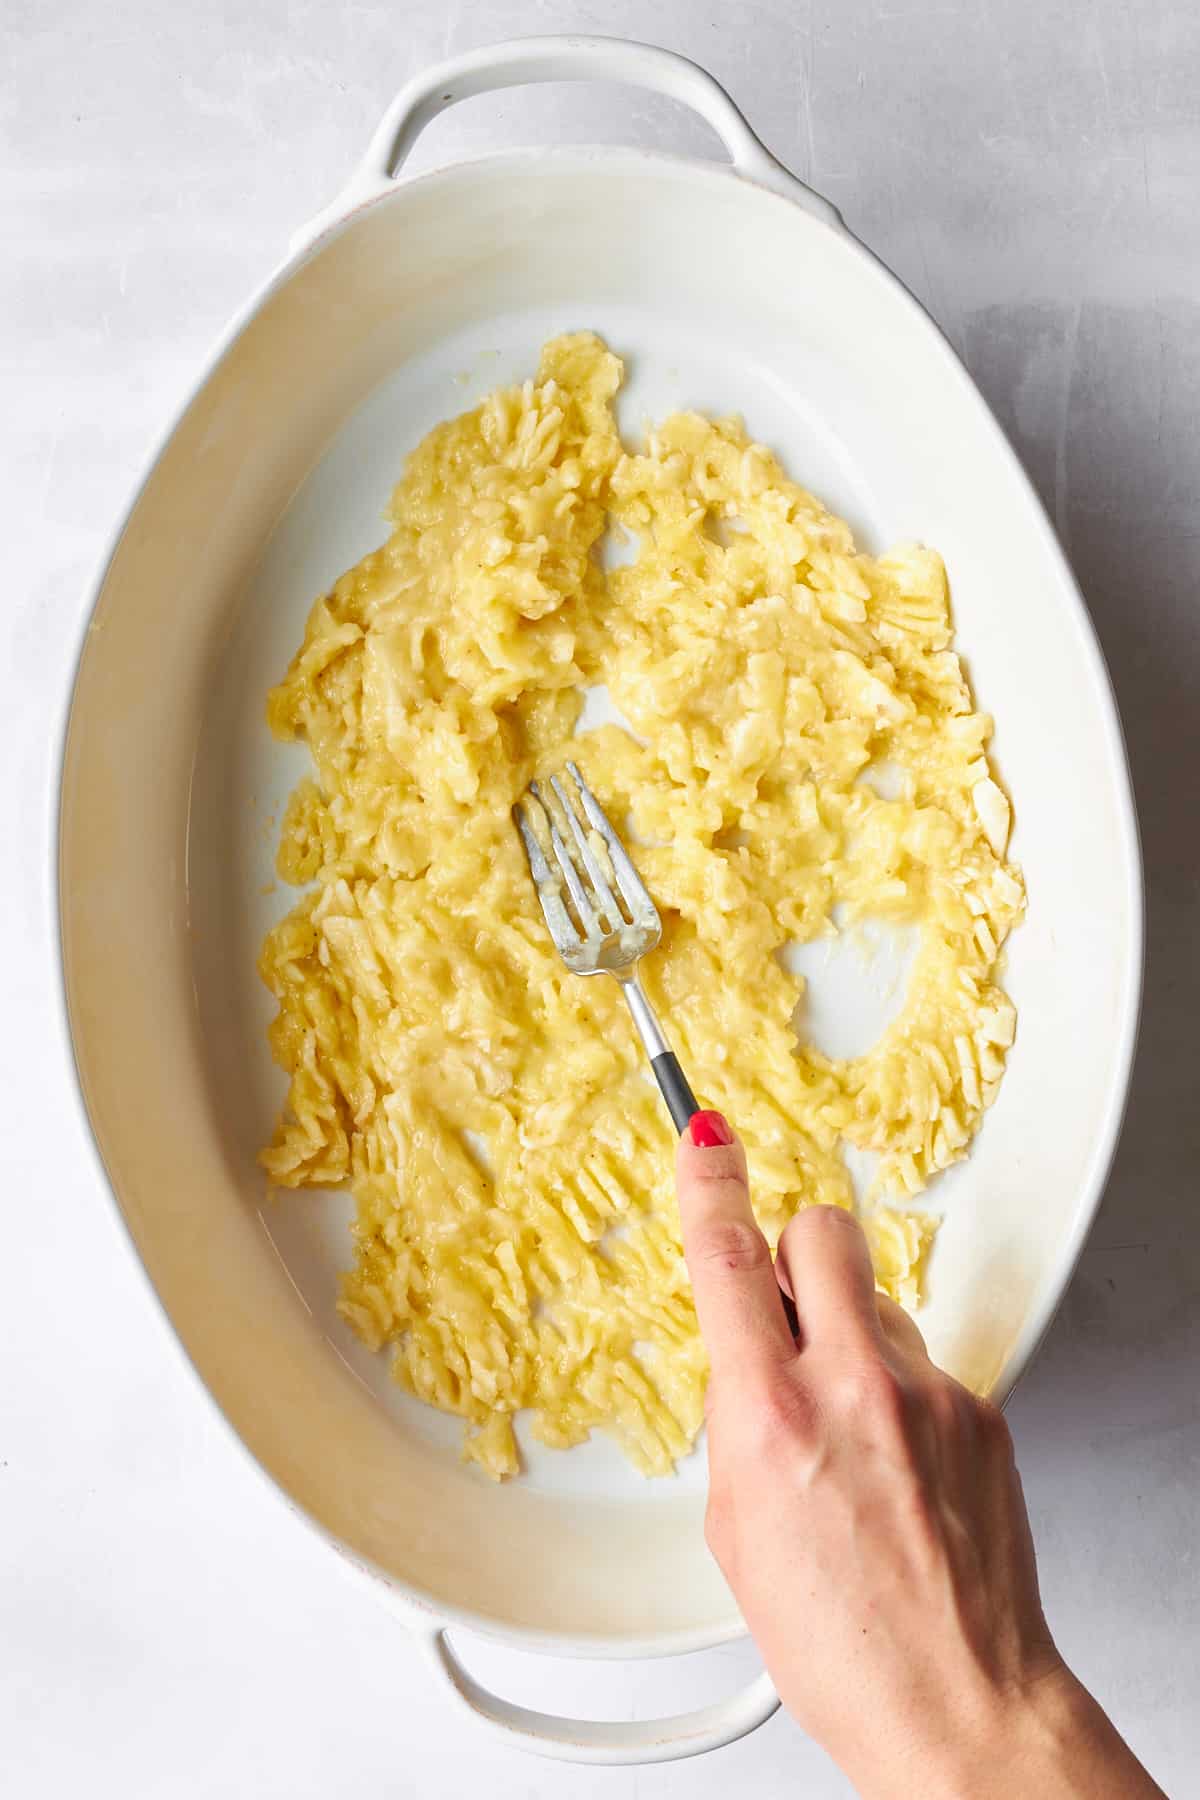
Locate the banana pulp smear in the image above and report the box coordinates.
[259,333,1024,1479]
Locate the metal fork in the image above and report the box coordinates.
[514,761,701,1133]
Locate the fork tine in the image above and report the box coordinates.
[514,800,581,949]
[565,761,660,925]
[516,769,694,1134]
[548,773,625,929]
[514,795,554,884]
[530,781,600,936]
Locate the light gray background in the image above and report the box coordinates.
[4,1,1197,1794]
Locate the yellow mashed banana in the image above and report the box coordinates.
[259,333,1024,1479]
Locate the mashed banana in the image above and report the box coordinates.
[259,334,1024,1479]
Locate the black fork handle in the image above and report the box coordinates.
[651,1051,700,1134]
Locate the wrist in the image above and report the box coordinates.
[886,1666,1162,1800]
[968,1667,1103,1796]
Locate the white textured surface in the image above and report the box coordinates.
[4,1,1197,1793]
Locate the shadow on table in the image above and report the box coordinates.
[953,297,1200,1651]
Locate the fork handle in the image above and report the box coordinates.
[621,977,699,1133]
[651,1052,701,1134]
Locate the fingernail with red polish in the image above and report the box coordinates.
[689,1110,734,1147]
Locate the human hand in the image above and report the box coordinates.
[677,1111,1164,1799]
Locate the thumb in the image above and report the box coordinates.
[676,1113,795,1379]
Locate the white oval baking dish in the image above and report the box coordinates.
[57,35,1142,1766]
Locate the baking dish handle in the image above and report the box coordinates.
[294,34,842,250]
[418,1626,780,1766]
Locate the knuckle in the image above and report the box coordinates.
[692,1218,771,1275]
[785,1203,864,1246]
[739,1374,809,1448]
[927,1380,972,1439]
[709,1365,816,1464]
[877,1294,926,1349]
[685,1165,750,1208]
[832,1360,908,1429]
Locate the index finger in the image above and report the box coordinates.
[676,1115,796,1379]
